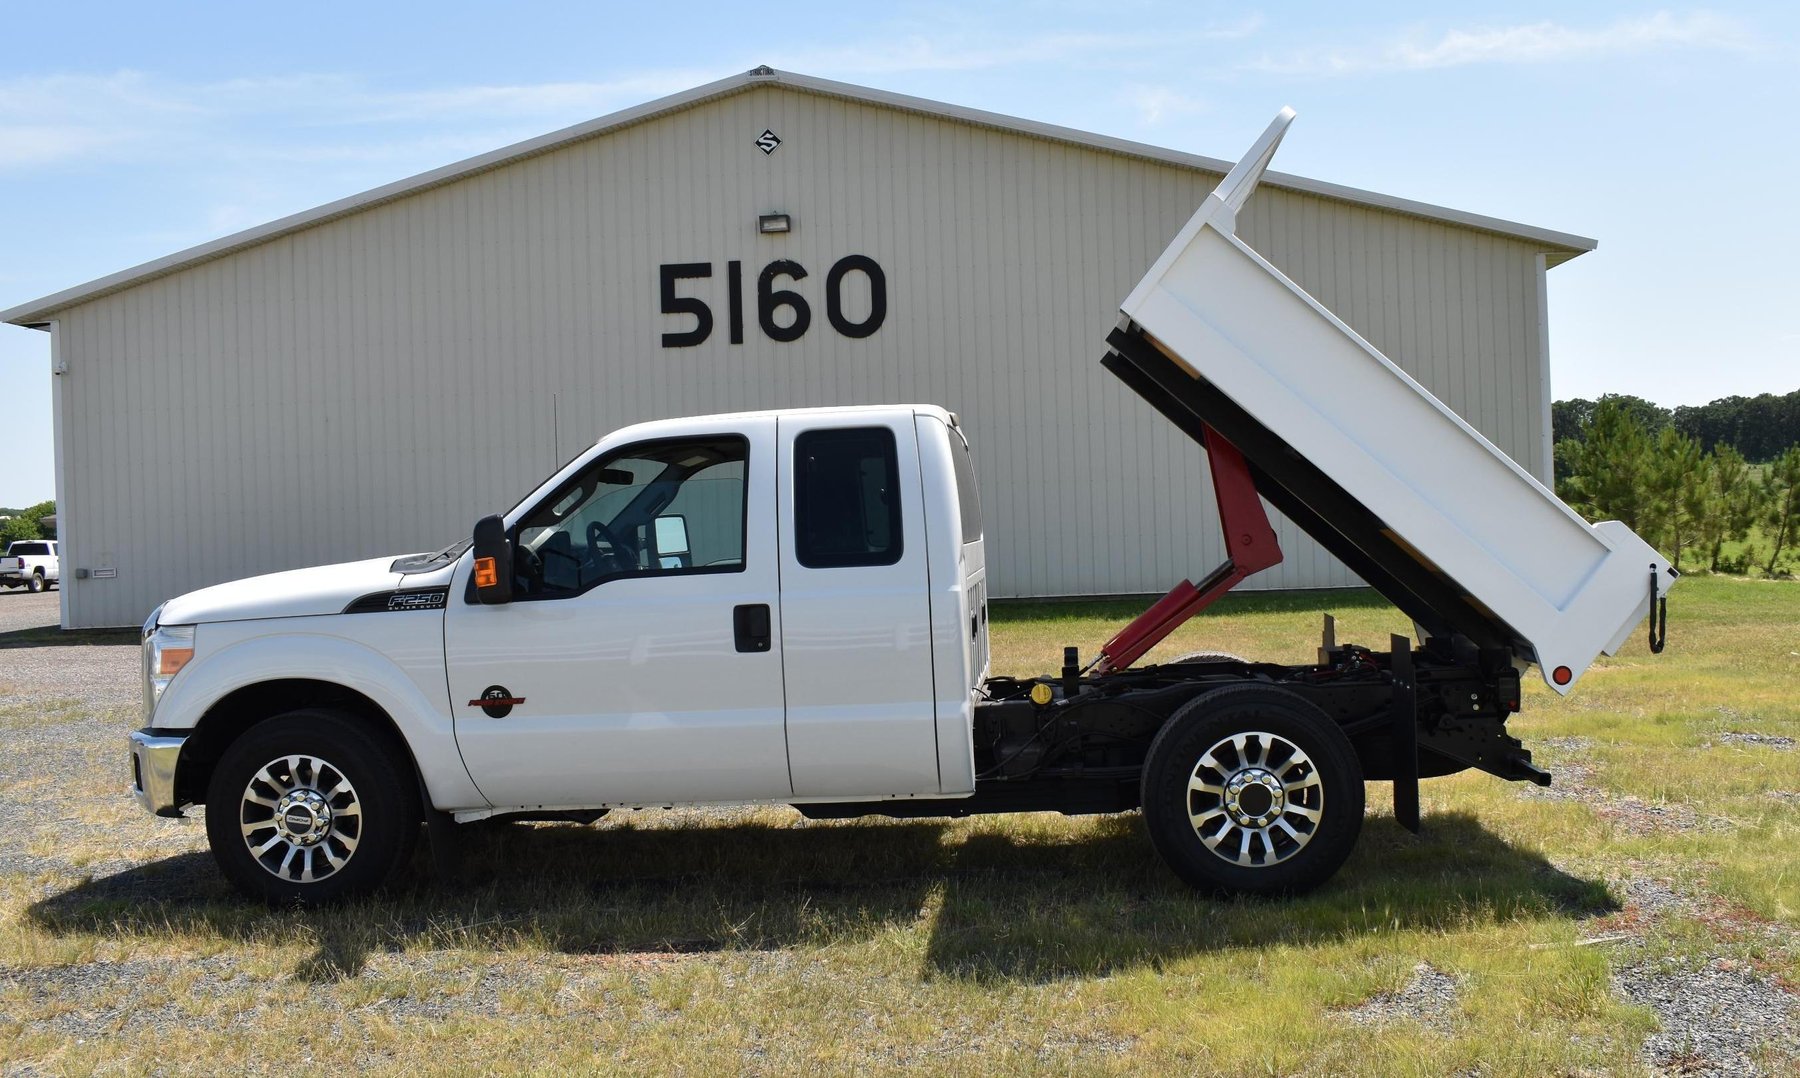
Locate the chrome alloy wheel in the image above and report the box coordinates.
[238,755,362,883]
[1186,731,1323,867]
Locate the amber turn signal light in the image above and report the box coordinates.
[158,648,194,676]
[474,557,498,589]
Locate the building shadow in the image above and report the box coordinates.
[0,624,137,649]
[26,810,1609,986]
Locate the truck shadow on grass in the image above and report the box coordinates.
[26,810,1610,985]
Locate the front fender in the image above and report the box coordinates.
[155,626,487,811]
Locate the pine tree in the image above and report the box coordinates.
[1643,428,1708,570]
[1762,447,1800,576]
[1563,399,1652,529]
[1699,445,1762,572]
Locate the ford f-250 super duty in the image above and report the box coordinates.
[129,109,1674,904]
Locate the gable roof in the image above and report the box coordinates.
[1,67,1596,328]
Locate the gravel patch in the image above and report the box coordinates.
[0,590,197,878]
[1518,760,1598,803]
[1583,874,1800,1075]
[0,590,139,711]
[0,955,253,1040]
[1535,735,1596,752]
[1597,796,1736,836]
[1518,743,1735,835]
[1604,874,1696,925]
[1613,959,1800,1077]
[1338,961,1461,1031]
[1717,731,1797,750]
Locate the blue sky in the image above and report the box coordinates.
[2,2,1795,506]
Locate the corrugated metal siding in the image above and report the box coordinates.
[53,85,1554,627]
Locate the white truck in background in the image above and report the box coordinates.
[127,110,1674,905]
[0,539,58,592]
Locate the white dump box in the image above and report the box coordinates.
[1104,109,1674,694]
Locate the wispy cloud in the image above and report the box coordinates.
[1121,84,1211,126]
[0,67,723,172]
[774,18,1262,75]
[0,17,1270,175]
[0,125,140,168]
[1246,10,1753,76]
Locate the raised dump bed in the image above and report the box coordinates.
[1102,108,1673,693]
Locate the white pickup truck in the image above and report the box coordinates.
[1,539,58,592]
[129,110,1674,905]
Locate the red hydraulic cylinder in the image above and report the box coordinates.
[1092,425,1283,674]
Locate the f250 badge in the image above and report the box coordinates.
[469,685,526,719]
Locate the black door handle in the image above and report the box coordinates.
[733,603,771,653]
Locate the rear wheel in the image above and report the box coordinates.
[1141,684,1363,896]
[205,710,420,905]
[1165,650,1248,665]
[27,573,44,593]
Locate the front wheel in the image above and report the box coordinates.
[1141,684,1364,896]
[205,710,421,904]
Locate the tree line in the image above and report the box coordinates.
[1553,388,1800,462]
[1554,397,1799,576]
[0,500,55,545]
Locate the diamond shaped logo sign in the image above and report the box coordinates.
[755,129,781,155]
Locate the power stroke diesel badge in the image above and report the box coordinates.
[469,685,525,719]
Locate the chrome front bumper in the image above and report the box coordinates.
[129,729,188,817]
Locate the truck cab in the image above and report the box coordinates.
[133,406,992,901]
[445,405,988,809]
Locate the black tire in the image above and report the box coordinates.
[205,709,421,905]
[27,573,44,593]
[1141,684,1363,896]
[1165,650,1248,665]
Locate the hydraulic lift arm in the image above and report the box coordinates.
[1092,426,1281,674]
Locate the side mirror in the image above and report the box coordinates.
[653,514,690,556]
[471,514,513,605]
[654,514,690,569]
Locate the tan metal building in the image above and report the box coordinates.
[2,68,1593,629]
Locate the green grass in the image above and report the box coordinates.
[1710,519,1796,577]
[1,575,1796,1074]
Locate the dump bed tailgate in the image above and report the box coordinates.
[1105,109,1672,693]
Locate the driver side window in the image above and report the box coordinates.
[512,434,748,599]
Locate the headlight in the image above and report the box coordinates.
[144,624,196,715]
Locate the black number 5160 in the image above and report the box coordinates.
[659,256,887,347]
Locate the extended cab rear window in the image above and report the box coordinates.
[794,427,902,568]
[946,426,982,544]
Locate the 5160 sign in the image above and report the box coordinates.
[659,256,887,348]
